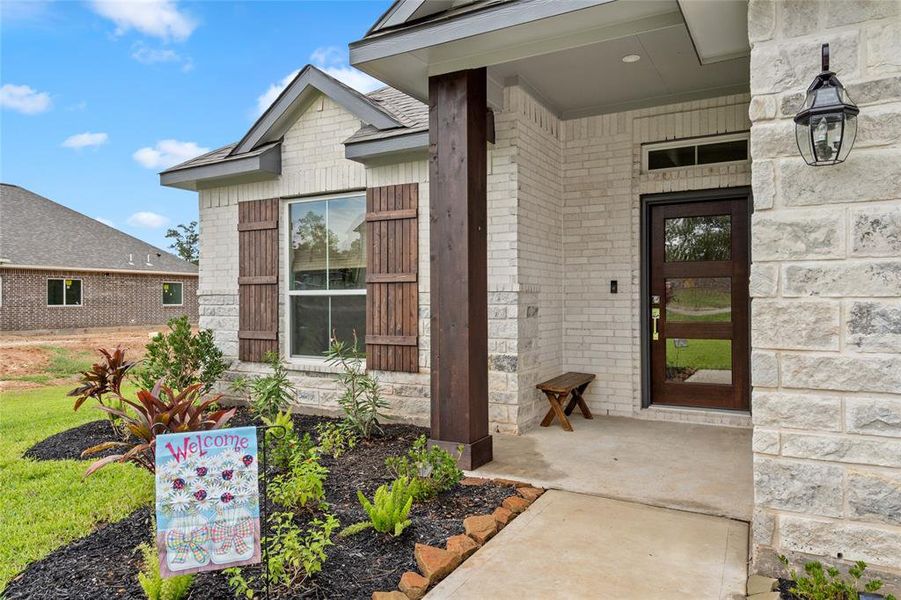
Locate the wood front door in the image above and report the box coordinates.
[647,192,750,411]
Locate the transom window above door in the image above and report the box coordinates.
[288,194,366,358]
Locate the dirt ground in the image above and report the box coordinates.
[0,327,161,392]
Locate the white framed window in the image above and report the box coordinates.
[162,281,184,306]
[286,192,367,358]
[641,132,749,173]
[47,278,82,306]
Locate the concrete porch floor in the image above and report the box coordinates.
[428,490,749,599]
[472,415,753,521]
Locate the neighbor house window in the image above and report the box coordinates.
[288,194,366,357]
[642,133,749,173]
[162,281,183,306]
[47,278,82,306]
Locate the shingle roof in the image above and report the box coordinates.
[0,184,198,274]
[344,86,428,144]
[161,83,428,177]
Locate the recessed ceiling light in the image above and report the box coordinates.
[622,54,641,63]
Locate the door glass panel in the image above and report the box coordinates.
[664,215,731,262]
[666,278,731,322]
[665,338,732,384]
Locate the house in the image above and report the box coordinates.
[0,183,198,331]
[160,0,901,590]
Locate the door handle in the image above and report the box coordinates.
[651,308,660,341]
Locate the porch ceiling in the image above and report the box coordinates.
[351,0,750,119]
[489,22,749,119]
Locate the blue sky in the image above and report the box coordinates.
[1,0,391,252]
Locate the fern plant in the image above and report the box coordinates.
[137,541,194,600]
[346,476,414,537]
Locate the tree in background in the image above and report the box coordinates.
[165,221,199,264]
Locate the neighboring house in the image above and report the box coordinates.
[160,0,901,589]
[0,184,198,331]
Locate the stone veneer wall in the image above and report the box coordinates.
[747,0,901,587]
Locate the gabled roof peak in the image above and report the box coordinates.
[231,64,400,156]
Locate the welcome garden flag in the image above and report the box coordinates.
[155,427,261,577]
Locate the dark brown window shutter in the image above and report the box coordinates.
[366,184,419,372]
[238,198,279,362]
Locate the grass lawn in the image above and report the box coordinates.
[0,385,152,591]
[666,338,732,371]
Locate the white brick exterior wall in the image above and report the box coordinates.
[561,94,752,427]
[748,0,901,585]
[198,87,756,433]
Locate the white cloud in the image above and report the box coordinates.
[310,46,382,94]
[254,46,383,116]
[131,41,193,71]
[90,0,196,42]
[255,69,300,116]
[131,43,179,64]
[67,100,88,112]
[0,83,52,115]
[62,131,109,149]
[94,216,115,227]
[127,211,169,228]
[133,139,209,169]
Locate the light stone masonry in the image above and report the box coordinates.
[748,0,901,587]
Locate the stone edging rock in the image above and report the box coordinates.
[372,478,546,600]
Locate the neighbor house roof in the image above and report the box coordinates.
[160,65,428,190]
[0,183,198,275]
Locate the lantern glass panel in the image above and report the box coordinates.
[796,121,814,164]
[837,113,857,162]
[811,113,843,163]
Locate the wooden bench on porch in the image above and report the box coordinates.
[536,372,596,431]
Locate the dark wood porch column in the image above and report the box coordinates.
[428,67,492,470]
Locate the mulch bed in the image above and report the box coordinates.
[8,410,519,600]
[24,419,124,461]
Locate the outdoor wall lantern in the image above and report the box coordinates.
[794,43,859,166]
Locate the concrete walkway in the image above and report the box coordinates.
[471,415,753,521]
[428,490,749,600]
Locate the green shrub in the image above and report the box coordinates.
[269,455,328,511]
[259,411,316,471]
[137,541,194,600]
[134,316,227,394]
[386,435,463,501]
[226,512,339,597]
[247,352,295,421]
[352,476,414,537]
[780,556,896,600]
[325,335,388,439]
[315,421,358,459]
